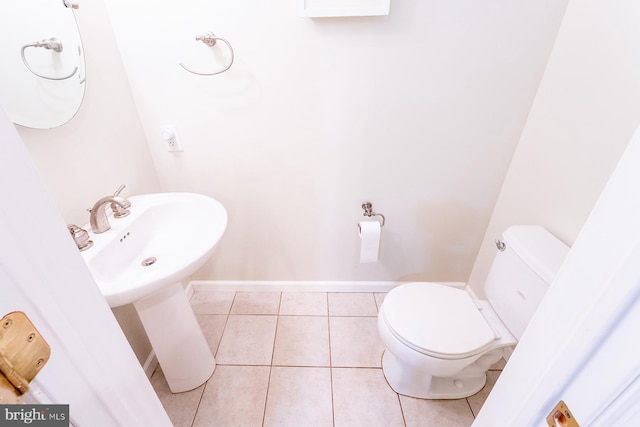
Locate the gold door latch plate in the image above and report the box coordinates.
[0,311,50,402]
[547,400,580,427]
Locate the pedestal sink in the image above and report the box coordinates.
[80,192,227,393]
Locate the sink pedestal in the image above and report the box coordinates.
[134,282,215,393]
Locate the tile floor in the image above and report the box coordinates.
[150,291,503,427]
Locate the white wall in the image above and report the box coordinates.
[103,0,568,283]
[468,0,640,296]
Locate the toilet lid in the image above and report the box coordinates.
[382,283,497,359]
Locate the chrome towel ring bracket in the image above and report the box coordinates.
[179,32,234,76]
[20,38,79,81]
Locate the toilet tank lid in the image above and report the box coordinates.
[503,225,570,284]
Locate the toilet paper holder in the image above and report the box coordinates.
[361,201,386,227]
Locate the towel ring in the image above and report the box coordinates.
[179,32,234,76]
[21,38,78,81]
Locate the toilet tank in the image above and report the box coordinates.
[484,225,569,340]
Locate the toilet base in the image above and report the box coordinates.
[381,350,486,399]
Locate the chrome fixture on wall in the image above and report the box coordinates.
[0,0,86,128]
[179,32,234,76]
[20,38,78,81]
[361,201,386,227]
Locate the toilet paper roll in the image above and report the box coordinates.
[358,220,381,263]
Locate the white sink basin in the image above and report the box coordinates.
[81,192,227,308]
[80,192,227,393]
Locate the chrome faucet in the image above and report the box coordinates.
[89,194,131,234]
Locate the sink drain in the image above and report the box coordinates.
[141,257,157,267]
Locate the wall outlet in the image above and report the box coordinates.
[160,124,183,152]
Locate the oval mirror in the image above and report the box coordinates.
[0,1,86,129]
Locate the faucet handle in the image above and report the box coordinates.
[113,184,126,197]
[67,224,93,251]
[111,185,131,218]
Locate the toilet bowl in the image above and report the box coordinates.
[377,283,516,399]
[377,226,570,399]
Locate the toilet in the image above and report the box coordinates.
[377,225,569,399]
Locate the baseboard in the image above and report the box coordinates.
[190,280,432,293]
[142,351,158,379]
[184,281,195,300]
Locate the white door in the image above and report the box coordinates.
[473,123,640,426]
[0,109,172,426]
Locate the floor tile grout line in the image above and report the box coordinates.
[326,292,333,367]
[277,313,329,317]
[228,291,237,315]
[212,313,230,358]
[270,293,283,366]
[189,378,208,427]
[190,291,234,427]
[262,364,273,427]
[369,291,379,313]
[465,397,476,419]
[330,366,336,427]
[396,392,407,427]
[206,313,379,318]
[213,362,385,369]
[379,351,407,427]
[261,292,283,427]
[326,292,336,426]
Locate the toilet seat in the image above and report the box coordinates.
[381,283,497,360]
